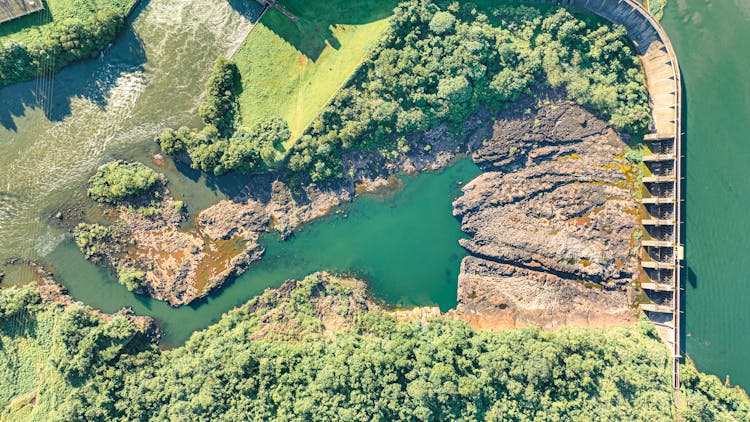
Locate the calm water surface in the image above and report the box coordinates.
[48,159,480,345]
[662,0,750,390]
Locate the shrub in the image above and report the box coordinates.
[429,11,456,34]
[73,223,111,259]
[117,267,146,292]
[87,161,160,203]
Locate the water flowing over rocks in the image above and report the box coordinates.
[450,100,640,329]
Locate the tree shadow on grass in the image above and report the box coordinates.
[0,1,150,131]
[242,0,399,62]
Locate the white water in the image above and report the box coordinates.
[0,0,262,262]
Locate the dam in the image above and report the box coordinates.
[545,0,684,392]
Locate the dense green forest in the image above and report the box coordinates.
[288,1,652,181]
[158,1,652,182]
[1,277,748,421]
[0,3,131,88]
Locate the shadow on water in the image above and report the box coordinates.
[678,71,688,357]
[172,158,261,200]
[238,0,398,61]
[0,1,150,131]
[226,0,267,22]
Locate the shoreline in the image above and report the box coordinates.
[55,91,646,340]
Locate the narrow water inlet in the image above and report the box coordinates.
[46,158,481,346]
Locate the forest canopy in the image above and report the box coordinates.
[288,1,652,181]
[1,277,748,421]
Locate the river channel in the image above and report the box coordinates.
[0,0,748,389]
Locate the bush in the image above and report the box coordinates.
[117,267,146,292]
[429,11,456,34]
[73,223,111,259]
[87,161,160,203]
[157,128,187,155]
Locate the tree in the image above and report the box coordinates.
[73,223,111,259]
[117,267,146,292]
[87,161,160,203]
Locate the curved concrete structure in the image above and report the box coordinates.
[572,0,683,393]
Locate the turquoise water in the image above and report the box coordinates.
[662,1,750,390]
[48,159,480,345]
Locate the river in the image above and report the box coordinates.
[0,0,748,389]
[662,0,750,390]
[0,0,262,267]
[47,158,479,345]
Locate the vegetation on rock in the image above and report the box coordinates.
[87,160,160,203]
[117,267,145,292]
[0,277,747,421]
[72,223,111,259]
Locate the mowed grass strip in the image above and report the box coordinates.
[232,0,398,146]
[0,0,134,45]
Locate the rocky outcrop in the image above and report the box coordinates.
[451,100,640,329]
[240,272,376,340]
[452,257,634,330]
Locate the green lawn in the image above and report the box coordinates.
[232,0,398,146]
[0,0,134,45]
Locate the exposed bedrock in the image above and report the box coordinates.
[452,101,640,329]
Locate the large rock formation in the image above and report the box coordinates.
[451,100,640,329]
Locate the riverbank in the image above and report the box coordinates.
[0,0,138,88]
[2,272,748,420]
[63,89,646,337]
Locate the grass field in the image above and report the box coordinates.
[232,0,398,146]
[0,0,134,45]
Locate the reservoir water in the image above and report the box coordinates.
[662,0,750,390]
[0,0,748,390]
